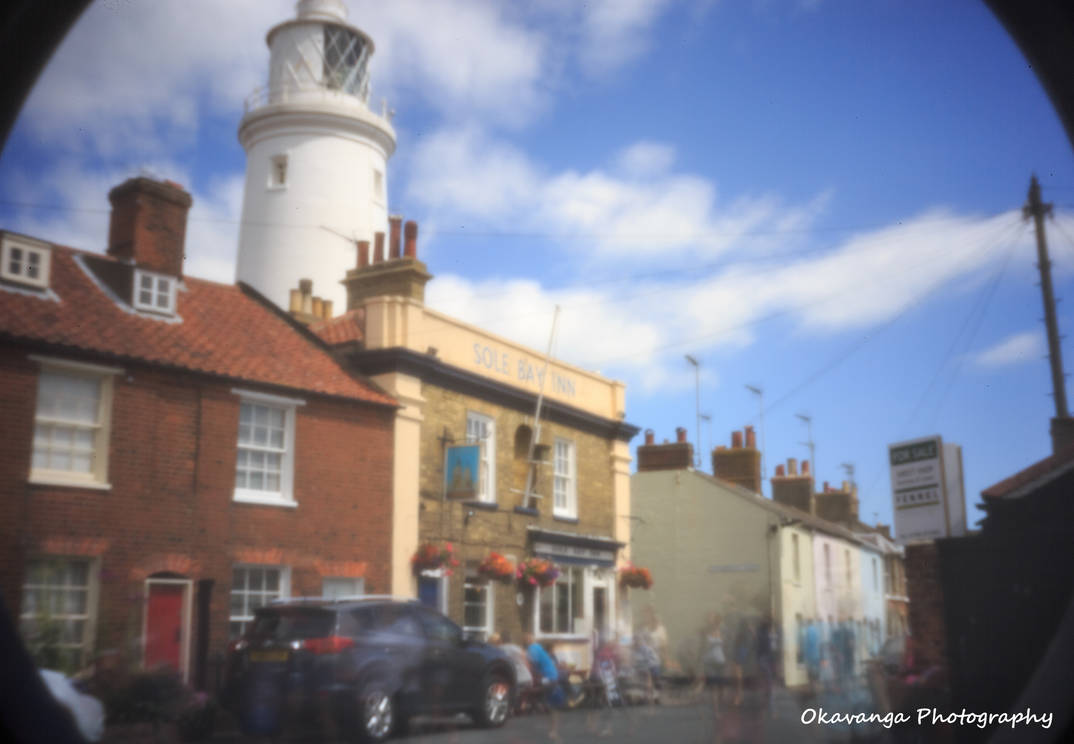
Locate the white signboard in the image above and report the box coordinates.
[890,436,947,542]
[889,435,965,543]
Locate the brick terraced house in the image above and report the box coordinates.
[0,177,397,688]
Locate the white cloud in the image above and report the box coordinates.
[410,128,1037,392]
[576,0,677,75]
[973,331,1044,368]
[407,127,827,261]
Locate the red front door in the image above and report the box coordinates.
[145,583,184,673]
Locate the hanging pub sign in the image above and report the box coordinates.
[444,444,480,500]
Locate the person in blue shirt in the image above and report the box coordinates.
[523,633,561,738]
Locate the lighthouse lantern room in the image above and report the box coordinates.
[235,0,395,313]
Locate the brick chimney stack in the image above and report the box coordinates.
[637,427,693,471]
[712,428,762,494]
[107,177,192,277]
[772,457,815,514]
[343,215,433,309]
[815,480,860,526]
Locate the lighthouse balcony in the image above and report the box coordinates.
[243,82,395,124]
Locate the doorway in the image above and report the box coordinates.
[143,578,192,681]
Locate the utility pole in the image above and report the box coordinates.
[1024,175,1069,418]
[796,413,815,480]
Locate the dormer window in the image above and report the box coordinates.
[1,235,51,289]
[133,269,176,315]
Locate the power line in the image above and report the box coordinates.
[898,219,1027,432]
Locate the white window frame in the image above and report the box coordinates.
[19,556,99,674]
[535,565,585,639]
[268,153,288,189]
[462,578,494,641]
[553,438,577,518]
[791,533,801,582]
[132,269,177,315]
[466,412,496,503]
[322,576,365,599]
[373,169,385,203]
[1,234,51,288]
[229,564,291,639]
[29,356,120,489]
[232,389,303,507]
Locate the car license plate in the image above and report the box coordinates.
[249,649,289,663]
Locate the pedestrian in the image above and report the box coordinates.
[804,618,821,698]
[524,632,561,739]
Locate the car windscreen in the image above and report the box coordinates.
[248,608,336,641]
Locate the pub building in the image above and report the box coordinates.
[304,227,639,668]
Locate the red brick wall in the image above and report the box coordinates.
[0,344,394,681]
[905,541,948,670]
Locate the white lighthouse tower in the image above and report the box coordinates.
[235,0,395,313]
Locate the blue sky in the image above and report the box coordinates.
[3,0,1074,532]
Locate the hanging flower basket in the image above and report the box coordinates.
[411,542,460,576]
[619,564,653,590]
[516,557,560,588]
[477,552,515,584]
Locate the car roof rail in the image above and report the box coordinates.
[269,594,418,605]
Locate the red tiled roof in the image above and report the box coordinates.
[309,308,364,346]
[0,244,395,407]
[980,442,1074,500]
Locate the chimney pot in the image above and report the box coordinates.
[842,480,850,492]
[676,427,687,443]
[289,288,302,313]
[404,220,418,258]
[389,215,402,259]
[374,232,385,263]
[644,429,655,445]
[312,297,324,318]
[802,460,810,474]
[824,481,830,493]
[788,458,798,476]
[731,431,743,449]
[323,299,333,318]
[745,426,756,449]
[775,464,786,477]
[357,240,370,268]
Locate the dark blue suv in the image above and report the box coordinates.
[221,597,515,741]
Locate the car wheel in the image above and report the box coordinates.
[357,681,395,743]
[475,673,511,728]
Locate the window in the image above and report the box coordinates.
[791,534,800,582]
[31,358,117,487]
[538,566,583,636]
[373,169,384,201]
[133,269,176,315]
[230,565,289,639]
[1,235,50,288]
[553,438,576,518]
[466,412,495,503]
[845,549,851,587]
[323,25,368,96]
[233,390,302,506]
[20,558,96,673]
[416,608,463,645]
[463,578,493,641]
[322,577,364,599]
[872,558,878,592]
[269,154,288,188]
[823,544,831,585]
